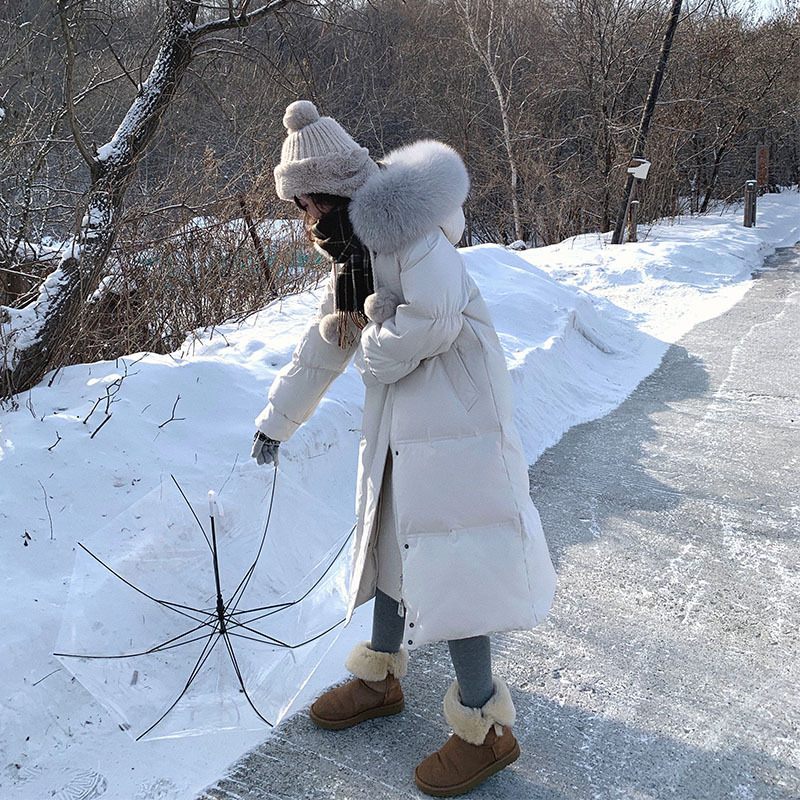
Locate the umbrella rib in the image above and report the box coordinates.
[229,601,294,616]
[223,619,288,647]
[227,523,356,621]
[135,630,220,741]
[170,474,213,554]
[226,616,345,650]
[223,467,278,617]
[224,601,294,627]
[54,620,217,660]
[221,630,274,728]
[77,543,210,623]
[287,617,347,649]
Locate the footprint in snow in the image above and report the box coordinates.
[4,759,44,784]
[134,778,178,799]
[54,770,108,800]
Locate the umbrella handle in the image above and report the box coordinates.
[208,490,223,519]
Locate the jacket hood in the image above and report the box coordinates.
[349,139,470,254]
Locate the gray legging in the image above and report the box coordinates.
[370,588,494,709]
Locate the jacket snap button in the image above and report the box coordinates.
[394,450,399,456]
[409,622,414,628]
[403,543,409,549]
[407,640,413,645]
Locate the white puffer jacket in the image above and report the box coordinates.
[256,139,556,648]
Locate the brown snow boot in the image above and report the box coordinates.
[414,678,519,797]
[309,641,408,731]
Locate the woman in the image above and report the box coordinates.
[252,100,556,797]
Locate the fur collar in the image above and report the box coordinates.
[349,139,470,254]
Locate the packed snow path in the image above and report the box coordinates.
[200,244,800,800]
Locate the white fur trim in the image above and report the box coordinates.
[274,149,379,201]
[345,640,409,681]
[318,313,340,345]
[349,139,470,254]
[364,289,400,324]
[443,677,516,746]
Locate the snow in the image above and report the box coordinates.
[94,29,176,166]
[94,141,121,162]
[1,258,72,370]
[173,214,303,244]
[1,190,798,799]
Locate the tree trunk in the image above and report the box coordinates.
[611,0,683,245]
[459,0,524,243]
[1,0,289,396]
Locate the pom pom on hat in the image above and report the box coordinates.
[274,100,379,201]
[283,100,320,133]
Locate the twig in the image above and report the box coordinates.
[0,265,41,280]
[104,376,123,413]
[90,413,112,439]
[85,362,129,424]
[56,0,95,167]
[158,394,185,428]
[47,431,62,451]
[38,480,54,540]
[47,364,65,388]
[32,667,62,687]
[83,395,102,425]
[218,454,240,495]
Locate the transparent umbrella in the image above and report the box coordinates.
[54,464,355,740]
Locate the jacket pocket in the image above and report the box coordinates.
[399,521,536,646]
[440,343,479,412]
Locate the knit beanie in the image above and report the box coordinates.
[273,100,379,201]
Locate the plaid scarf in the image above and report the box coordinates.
[310,202,374,348]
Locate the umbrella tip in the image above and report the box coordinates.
[208,490,218,518]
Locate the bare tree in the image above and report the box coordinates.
[455,0,527,242]
[1,0,292,397]
[2,0,796,393]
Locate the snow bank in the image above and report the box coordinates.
[0,190,797,799]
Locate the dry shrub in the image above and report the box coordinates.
[69,199,324,365]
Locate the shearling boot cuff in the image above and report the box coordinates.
[345,641,409,681]
[443,677,516,746]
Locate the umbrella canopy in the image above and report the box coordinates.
[54,465,355,740]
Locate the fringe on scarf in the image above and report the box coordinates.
[337,309,370,349]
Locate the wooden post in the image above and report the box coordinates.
[743,180,757,227]
[756,144,769,195]
[628,198,640,242]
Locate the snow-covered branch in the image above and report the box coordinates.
[188,0,294,38]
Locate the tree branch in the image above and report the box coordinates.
[189,0,294,39]
[56,0,96,167]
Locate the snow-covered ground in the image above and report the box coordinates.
[1,190,798,800]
